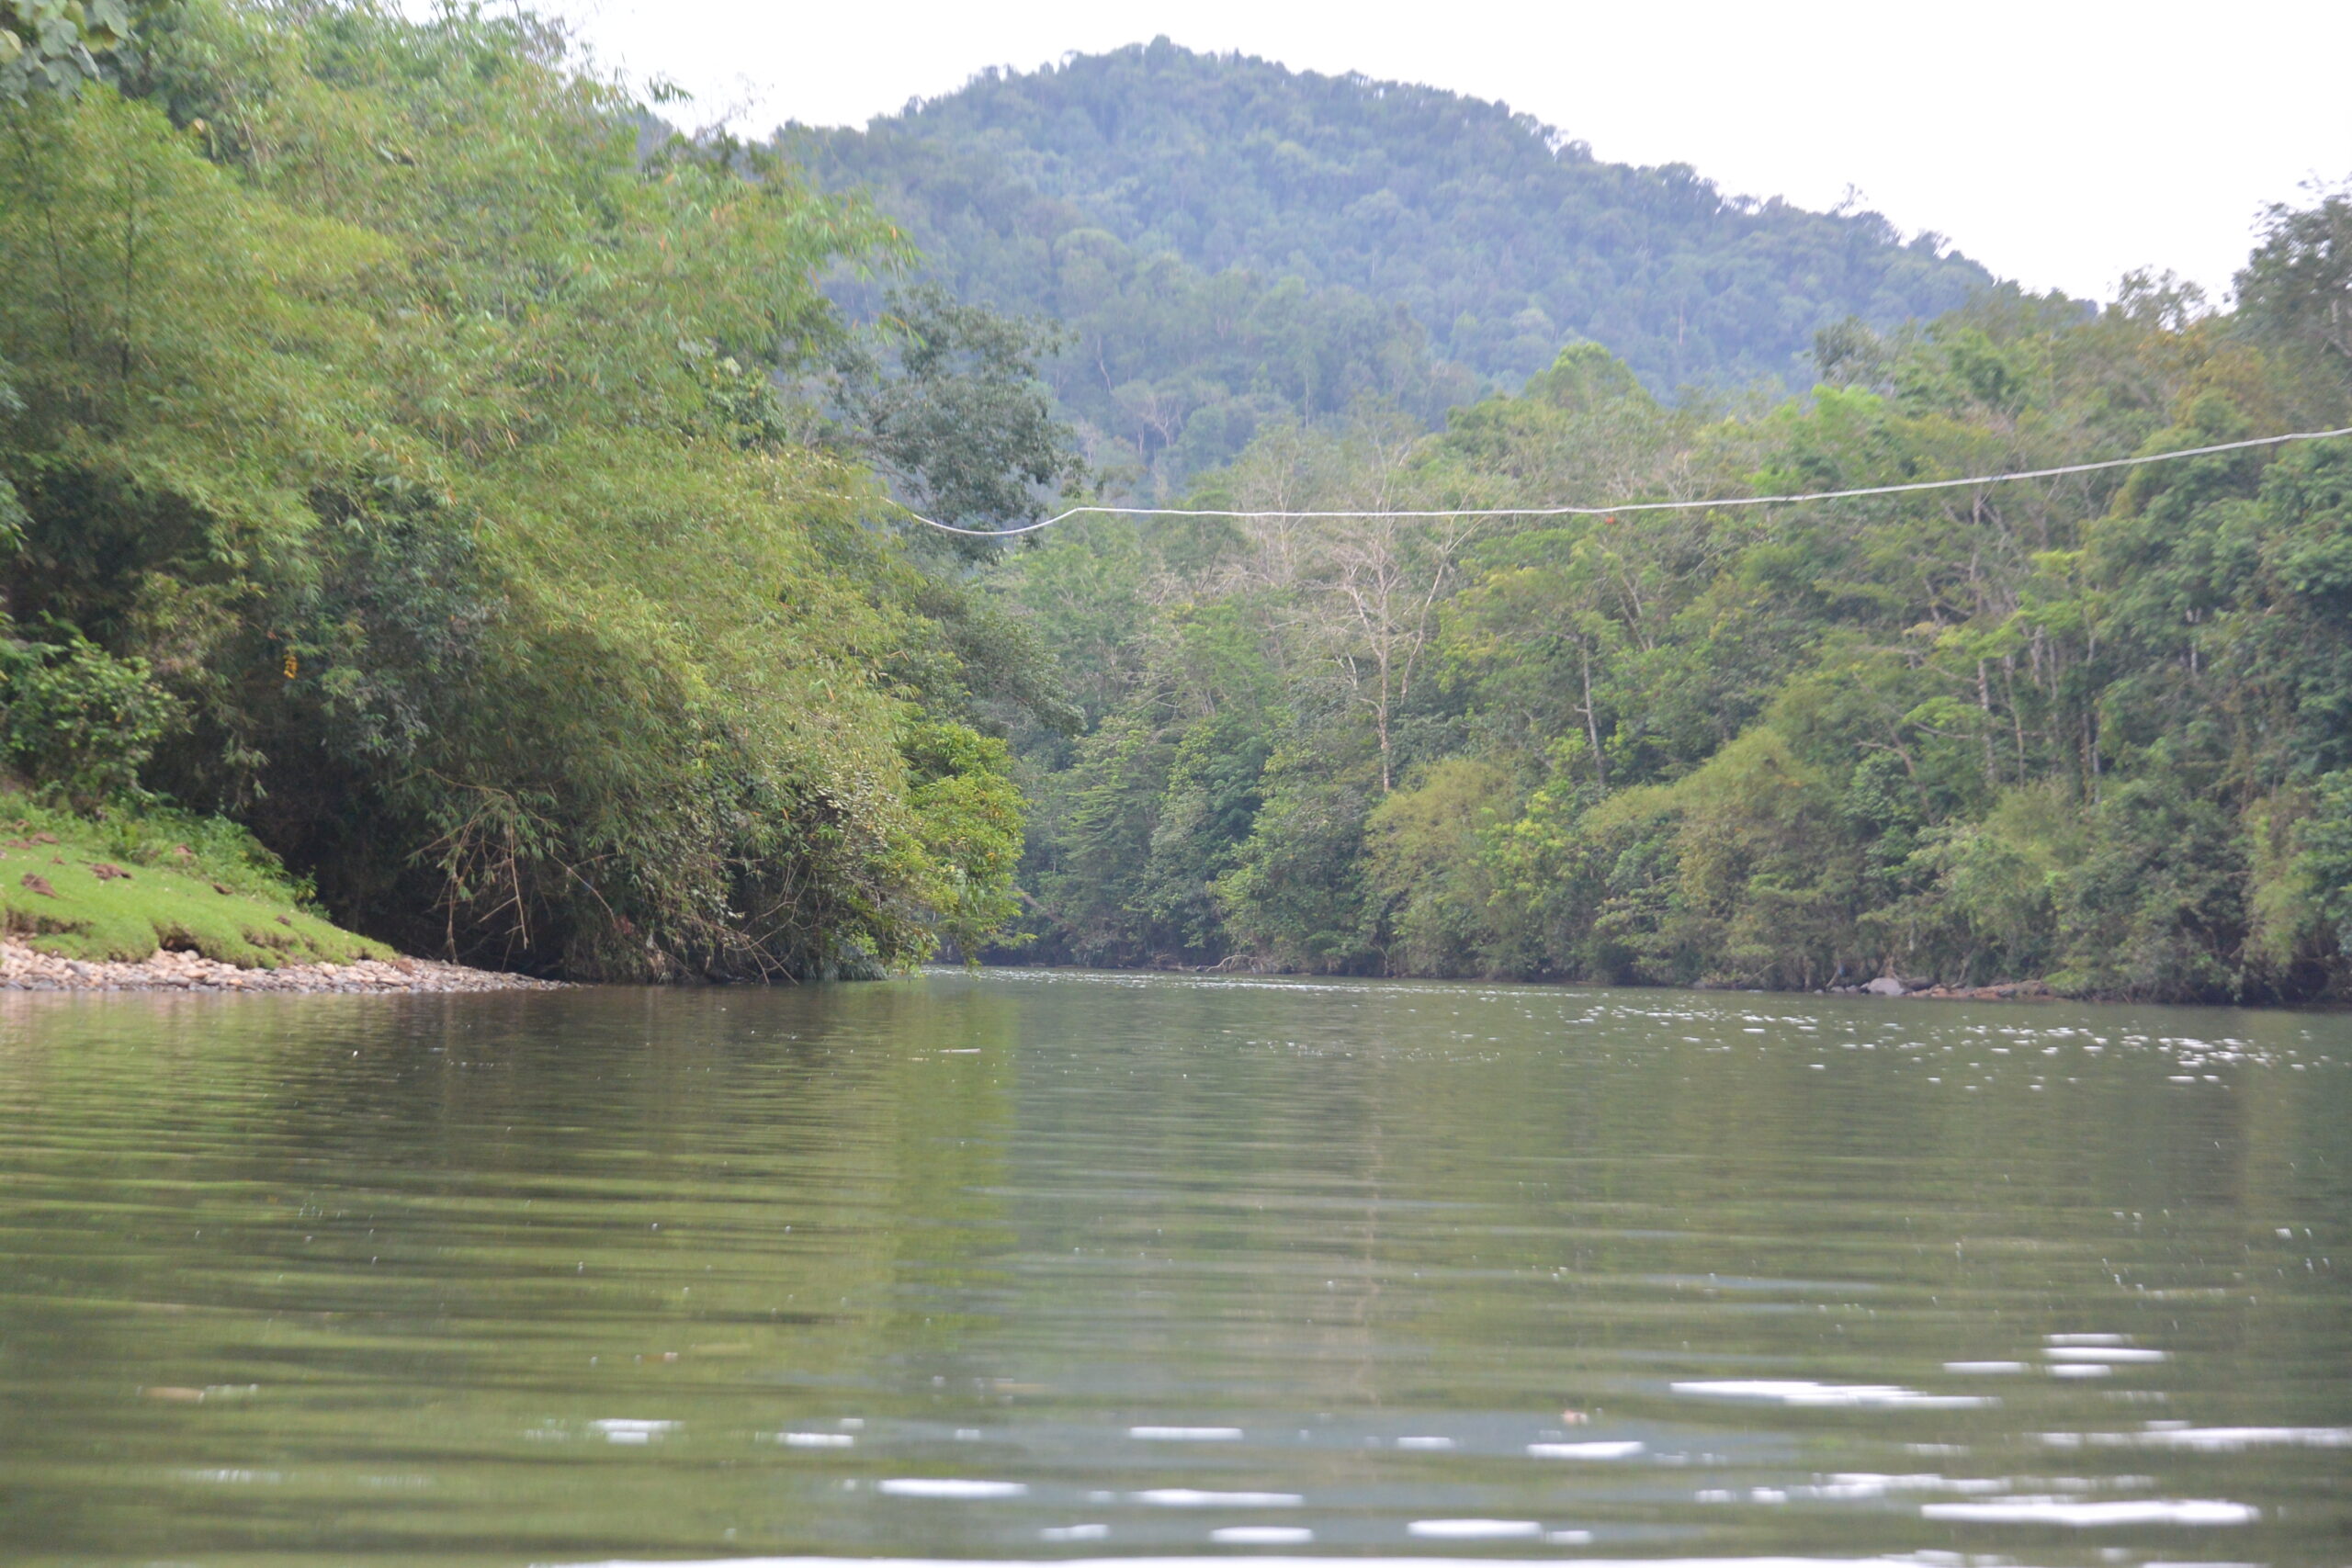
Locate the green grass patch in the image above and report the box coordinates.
[0,792,393,967]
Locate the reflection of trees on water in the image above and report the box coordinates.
[0,983,2346,1557]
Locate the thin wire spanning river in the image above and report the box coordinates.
[0,970,2346,1567]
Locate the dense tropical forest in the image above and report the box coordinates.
[0,0,1070,978]
[792,40,1996,491]
[993,267,2352,1003]
[4,3,2350,1001]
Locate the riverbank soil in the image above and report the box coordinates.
[1,940,562,993]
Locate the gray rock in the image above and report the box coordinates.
[1862,976,1907,998]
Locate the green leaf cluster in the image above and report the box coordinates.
[0,626,175,806]
[1,0,139,102]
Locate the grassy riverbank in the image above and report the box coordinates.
[0,794,390,968]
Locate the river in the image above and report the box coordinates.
[0,969,2346,1566]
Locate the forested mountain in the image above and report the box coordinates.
[791,40,1998,488]
[985,244,2352,1003]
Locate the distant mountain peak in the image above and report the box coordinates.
[790,41,1996,484]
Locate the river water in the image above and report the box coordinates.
[0,970,2346,1567]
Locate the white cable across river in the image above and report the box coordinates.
[897,423,2352,536]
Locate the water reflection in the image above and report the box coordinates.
[0,972,2346,1565]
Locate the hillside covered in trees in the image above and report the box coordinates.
[986,242,2352,1003]
[0,0,1073,979]
[792,40,1997,489]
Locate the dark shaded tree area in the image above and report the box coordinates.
[790,39,1996,489]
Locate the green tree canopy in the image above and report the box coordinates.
[989,223,2352,1003]
[0,0,1040,978]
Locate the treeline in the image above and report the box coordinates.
[0,1,1073,978]
[791,39,1996,491]
[11,3,2350,1002]
[992,234,2352,1002]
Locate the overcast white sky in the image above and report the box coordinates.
[536,0,2351,305]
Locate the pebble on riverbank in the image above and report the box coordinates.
[0,939,565,994]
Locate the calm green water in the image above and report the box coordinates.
[1,971,2347,1568]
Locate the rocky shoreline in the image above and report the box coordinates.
[1826,976,2057,1000]
[1,940,565,994]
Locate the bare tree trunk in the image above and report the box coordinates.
[1579,640,1607,789]
[1975,660,1998,785]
